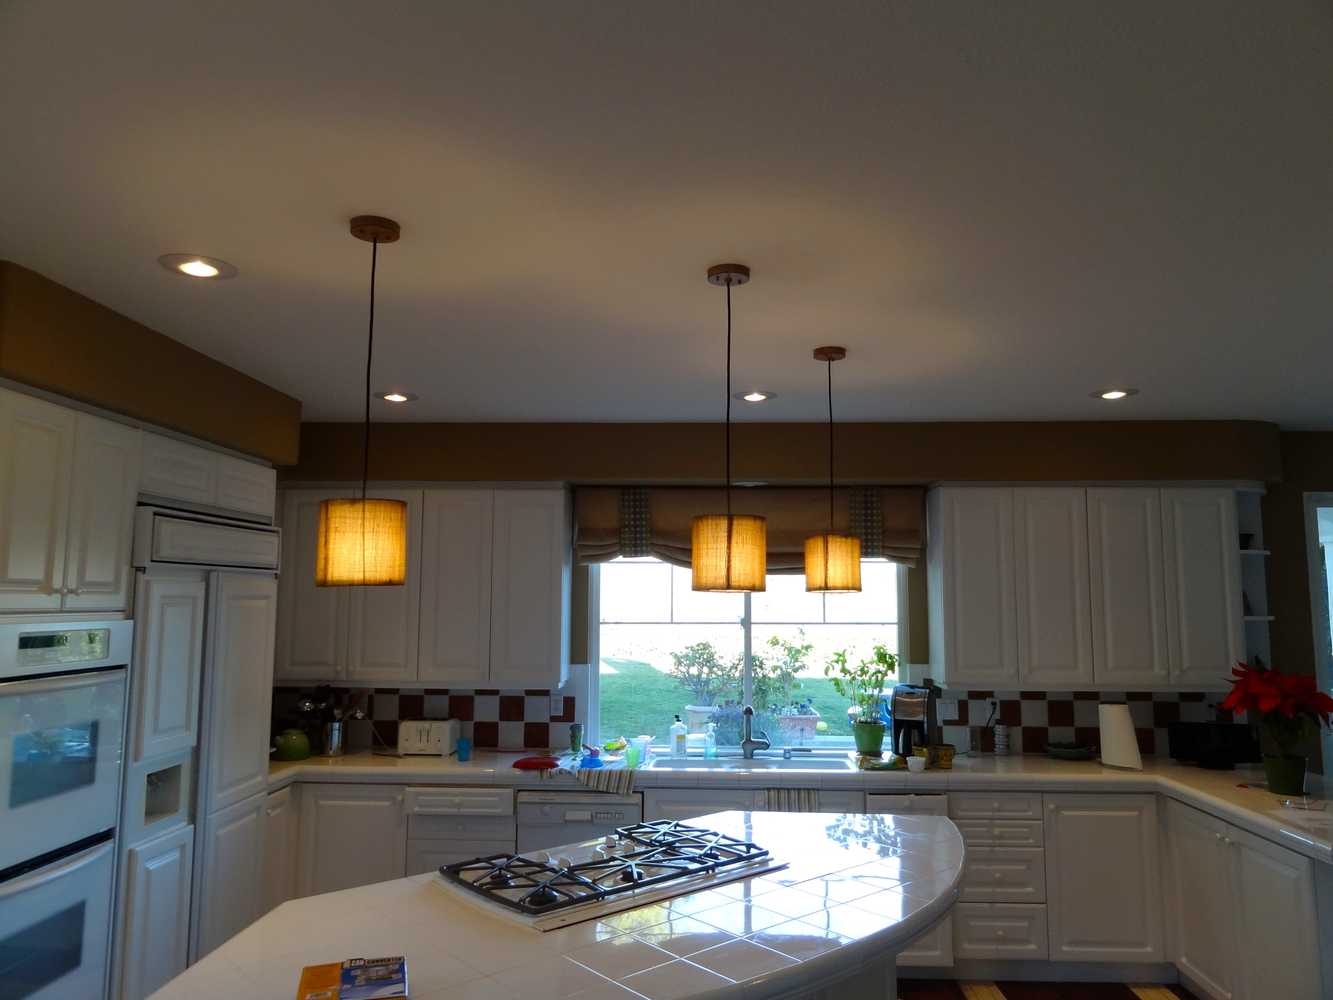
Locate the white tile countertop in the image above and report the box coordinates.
[149,811,964,1000]
[269,751,1332,864]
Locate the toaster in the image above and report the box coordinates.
[397,719,460,756]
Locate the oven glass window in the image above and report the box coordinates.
[0,902,85,998]
[10,721,99,809]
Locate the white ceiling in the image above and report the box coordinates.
[2,2,1331,426]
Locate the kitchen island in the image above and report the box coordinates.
[149,810,964,1000]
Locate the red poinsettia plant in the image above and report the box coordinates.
[1220,662,1333,757]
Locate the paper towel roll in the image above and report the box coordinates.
[1099,703,1142,770]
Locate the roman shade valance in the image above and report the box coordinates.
[574,486,925,570]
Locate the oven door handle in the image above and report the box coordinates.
[0,666,126,696]
[0,840,113,899]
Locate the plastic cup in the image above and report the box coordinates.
[626,745,641,769]
[456,737,472,762]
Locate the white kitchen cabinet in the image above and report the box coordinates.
[131,575,206,763]
[1165,799,1235,999]
[642,788,767,823]
[927,488,1019,687]
[1087,488,1171,687]
[1044,793,1162,963]
[418,489,494,687]
[1228,824,1321,1000]
[0,388,75,610]
[276,489,350,681]
[119,824,194,1000]
[202,573,277,813]
[953,903,1048,960]
[1013,488,1094,686]
[263,786,298,914]
[64,414,141,611]
[142,432,275,521]
[195,793,265,960]
[215,454,277,521]
[489,489,571,689]
[1161,488,1245,687]
[960,846,1046,903]
[298,784,406,897]
[346,489,423,683]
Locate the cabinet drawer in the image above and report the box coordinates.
[950,792,1043,820]
[960,847,1046,903]
[954,818,1044,847]
[866,794,949,816]
[953,903,1049,960]
[407,838,516,876]
[408,814,516,841]
[405,786,514,816]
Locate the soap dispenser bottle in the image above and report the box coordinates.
[669,715,688,757]
[704,722,718,759]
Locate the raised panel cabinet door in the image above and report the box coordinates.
[489,489,570,689]
[263,786,297,912]
[1161,488,1245,687]
[141,433,217,506]
[0,389,74,610]
[641,788,766,823]
[276,489,349,680]
[418,490,493,687]
[1087,488,1171,686]
[1044,793,1162,963]
[63,414,141,611]
[347,489,423,683]
[1013,488,1094,686]
[897,915,954,968]
[298,784,406,897]
[214,455,276,521]
[119,824,194,1000]
[1164,799,1235,1000]
[202,573,277,813]
[132,575,206,762]
[928,489,1019,686]
[194,794,264,960]
[1228,826,1321,1000]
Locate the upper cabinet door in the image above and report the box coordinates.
[928,488,1019,686]
[202,573,277,814]
[1087,488,1170,687]
[1161,488,1244,687]
[275,490,348,681]
[131,575,206,763]
[346,489,424,683]
[0,389,75,611]
[141,433,217,506]
[489,489,570,689]
[418,490,493,688]
[214,455,276,522]
[63,414,141,611]
[1013,488,1094,687]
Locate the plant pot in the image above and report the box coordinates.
[852,720,886,756]
[1263,753,1307,796]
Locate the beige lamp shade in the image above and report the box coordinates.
[315,498,408,586]
[691,514,767,592]
[804,533,862,592]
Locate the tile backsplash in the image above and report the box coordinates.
[939,689,1242,757]
[272,685,578,751]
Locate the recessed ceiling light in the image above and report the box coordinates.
[1092,388,1139,400]
[379,391,418,403]
[735,390,776,403]
[158,253,237,279]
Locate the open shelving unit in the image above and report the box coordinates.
[1236,489,1272,666]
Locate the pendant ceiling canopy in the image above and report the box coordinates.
[315,215,408,587]
[692,263,767,592]
[805,345,861,592]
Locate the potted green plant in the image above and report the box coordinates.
[1219,662,1333,795]
[824,644,897,755]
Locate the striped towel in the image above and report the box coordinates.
[544,754,637,795]
[766,788,820,812]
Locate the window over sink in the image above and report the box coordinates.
[590,558,904,751]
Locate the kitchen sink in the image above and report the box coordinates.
[645,755,857,772]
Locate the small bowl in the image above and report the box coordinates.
[906,755,927,773]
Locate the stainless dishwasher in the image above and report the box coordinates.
[515,791,643,853]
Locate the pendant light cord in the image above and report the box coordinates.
[827,358,834,533]
[725,280,733,519]
[363,238,378,503]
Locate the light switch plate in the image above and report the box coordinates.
[938,699,959,722]
[551,694,564,715]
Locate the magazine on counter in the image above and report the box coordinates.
[297,956,408,1000]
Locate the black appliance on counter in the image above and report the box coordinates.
[1167,722,1261,770]
[889,681,941,757]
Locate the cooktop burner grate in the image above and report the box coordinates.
[440,820,771,916]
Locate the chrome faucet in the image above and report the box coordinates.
[739,706,771,759]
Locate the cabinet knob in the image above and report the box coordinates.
[993,872,1003,881]
[1048,803,1055,811]
[1215,832,1223,841]
[996,929,1006,938]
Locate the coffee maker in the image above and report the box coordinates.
[889,680,941,757]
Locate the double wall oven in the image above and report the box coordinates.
[0,619,133,1000]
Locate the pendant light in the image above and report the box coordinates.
[692,264,767,592]
[315,216,408,587]
[804,346,861,592]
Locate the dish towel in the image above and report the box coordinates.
[545,754,637,795]
[765,788,820,812]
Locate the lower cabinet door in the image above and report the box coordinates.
[1228,826,1322,1000]
[953,903,1048,960]
[959,846,1046,903]
[299,784,406,896]
[641,788,767,823]
[263,786,297,911]
[1044,793,1163,962]
[119,825,194,1000]
[1164,799,1235,1000]
[897,914,954,967]
[195,794,265,960]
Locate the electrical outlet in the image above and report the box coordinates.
[550,694,565,716]
[939,698,959,722]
